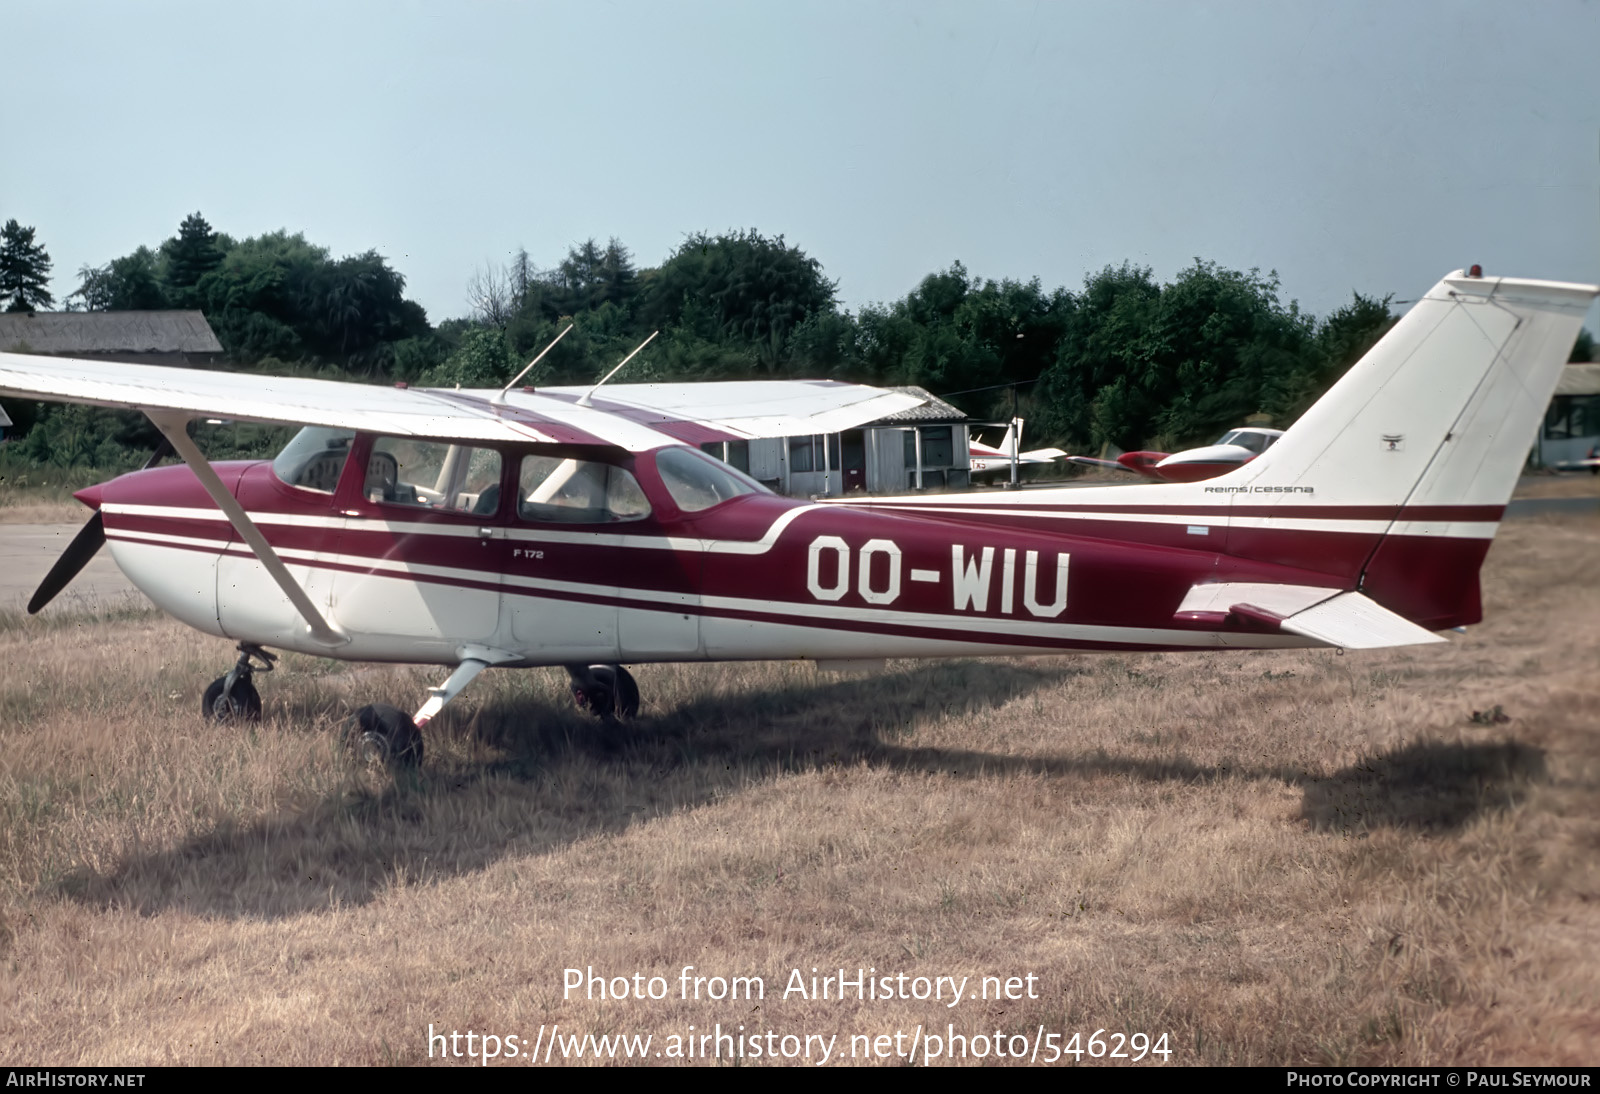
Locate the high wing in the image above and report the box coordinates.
[0,353,927,450]
[525,381,926,443]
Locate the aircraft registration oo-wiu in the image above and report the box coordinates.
[0,268,1594,764]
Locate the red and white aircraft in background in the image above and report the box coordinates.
[967,418,1068,477]
[1068,426,1286,483]
[0,269,1592,764]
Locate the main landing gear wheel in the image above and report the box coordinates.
[201,643,275,722]
[346,703,424,768]
[570,664,640,721]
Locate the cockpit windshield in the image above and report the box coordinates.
[272,427,357,493]
[1216,430,1274,455]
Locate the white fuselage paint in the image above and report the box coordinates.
[102,501,1344,667]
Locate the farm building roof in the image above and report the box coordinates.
[1555,363,1600,397]
[869,386,970,424]
[0,311,223,356]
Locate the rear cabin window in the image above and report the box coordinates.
[365,438,502,514]
[517,455,651,524]
[272,427,356,493]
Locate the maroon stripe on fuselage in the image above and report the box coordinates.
[846,501,1506,522]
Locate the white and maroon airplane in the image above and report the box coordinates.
[967,418,1068,477]
[0,269,1592,764]
[1067,426,1286,483]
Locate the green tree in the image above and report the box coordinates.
[540,237,640,317]
[1571,327,1594,363]
[0,219,55,312]
[421,326,522,387]
[1033,264,1382,454]
[1271,291,1395,420]
[643,229,837,371]
[854,263,1073,417]
[1033,262,1162,450]
[161,212,223,305]
[70,247,169,311]
[193,230,425,371]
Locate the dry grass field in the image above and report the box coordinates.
[0,513,1595,1066]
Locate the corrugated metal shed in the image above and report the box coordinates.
[0,311,222,355]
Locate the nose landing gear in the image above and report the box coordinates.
[201,643,275,722]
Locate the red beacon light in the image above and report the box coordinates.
[1468,264,1483,278]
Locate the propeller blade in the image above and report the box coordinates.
[25,439,171,614]
[27,511,106,614]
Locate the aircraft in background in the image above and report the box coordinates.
[1068,426,1286,483]
[0,269,1592,766]
[967,418,1067,478]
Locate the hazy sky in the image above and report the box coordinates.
[4,1,1599,329]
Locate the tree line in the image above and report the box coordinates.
[5,209,1581,475]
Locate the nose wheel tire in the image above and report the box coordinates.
[571,664,639,721]
[346,703,424,767]
[201,643,275,722]
[202,675,262,722]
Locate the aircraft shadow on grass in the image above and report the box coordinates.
[58,663,1548,919]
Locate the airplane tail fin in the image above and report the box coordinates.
[1004,418,1024,459]
[1198,270,1597,625]
[847,269,1594,631]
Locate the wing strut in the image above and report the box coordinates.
[145,410,349,648]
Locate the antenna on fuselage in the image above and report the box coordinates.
[577,330,659,407]
[493,323,575,403]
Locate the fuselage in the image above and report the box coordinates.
[75,429,1488,669]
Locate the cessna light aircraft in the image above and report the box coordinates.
[1067,426,1286,482]
[0,269,1593,765]
[967,419,1068,477]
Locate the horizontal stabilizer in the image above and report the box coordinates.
[1176,582,1341,617]
[1280,592,1447,649]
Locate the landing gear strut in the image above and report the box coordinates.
[202,643,274,722]
[568,663,639,721]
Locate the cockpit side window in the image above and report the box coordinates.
[365,437,503,514]
[517,455,651,524]
[272,427,357,493]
